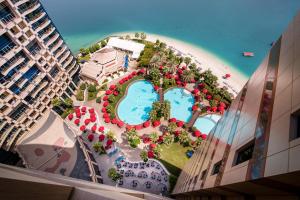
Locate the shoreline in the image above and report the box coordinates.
[112,32,247,96]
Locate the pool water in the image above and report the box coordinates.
[194,114,221,134]
[164,88,195,123]
[117,80,158,125]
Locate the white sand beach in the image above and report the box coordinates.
[110,32,248,96]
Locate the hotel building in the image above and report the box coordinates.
[172,11,300,199]
[0,0,80,152]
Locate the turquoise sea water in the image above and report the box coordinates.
[164,88,195,123]
[41,0,300,77]
[117,80,158,125]
[194,114,221,134]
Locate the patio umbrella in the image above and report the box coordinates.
[111,118,118,124]
[80,125,86,132]
[128,74,133,79]
[169,118,177,123]
[202,88,208,94]
[98,126,104,132]
[103,102,109,107]
[138,68,145,74]
[105,90,112,95]
[192,89,199,94]
[174,130,181,136]
[198,83,205,89]
[219,102,226,108]
[206,106,211,111]
[152,121,160,127]
[109,85,116,90]
[88,133,94,141]
[84,119,90,125]
[90,116,96,122]
[132,71,137,75]
[211,106,218,112]
[76,112,81,118]
[117,121,124,128]
[107,139,113,146]
[103,113,109,118]
[91,125,97,132]
[75,108,80,113]
[154,85,159,91]
[177,69,183,74]
[147,151,154,158]
[192,105,198,111]
[149,143,156,149]
[119,80,124,84]
[101,107,107,113]
[99,134,105,141]
[206,95,212,100]
[201,134,207,140]
[126,125,133,131]
[158,136,163,143]
[194,130,201,137]
[104,118,111,123]
[143,136,150,143]
[74,119,80,125]
[103,96,109,101]
[225,73,231,78]
[176,121,184,127]
[68,113,73,120]
[89,108,95,113]
[135,125,142,130]
[113,91,119,96]
[176,81,182,85]
[81,107,86,112]
[143,121,150,128]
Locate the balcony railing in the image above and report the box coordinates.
[0,42,15,56]
[18,0,38,14]
[0,13,15,24]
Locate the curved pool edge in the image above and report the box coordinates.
[115,79,159,126]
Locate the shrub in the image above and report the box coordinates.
[93,142,102,152]
[76,90,84,101]
[149,132,159,143]
[106,130,116,141]
[88,84,97,93]
[108,168,121,182]
[100,84,108,90]
[108,95,116,103]
[96,97,101,103]
[140,150,148,162]
[80,83,86,90]
[126,129,141,148]
[167,122,177,133]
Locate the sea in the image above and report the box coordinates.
[40,0,300,77]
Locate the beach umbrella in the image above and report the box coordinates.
[103,96,108,101]
[81,107,86,112]
[89,108,95,113]
[202,89,208,94]
[84,119,90,125]
[99,134,105,141]
[211,106,218,112]
[68,113,73,120]
[147,151,154,158]
[169,118,177,123]
[103,102,109,107]
[117,121,124,128]
[194,130,201,137]
[135,125,143,130]
[80,125,86,132]
[74,119,80,125]
[176,121,184,127]
[201,134,207,140]
[149,143,156,149]
[107,139,113,146]
[143,121,150,128]
[152,120,161,127]
[198,83,205,89]
[111,118,118,124]
[105,90,112,95]
[174,130,181,136]
[192,105,198,111]
[109,85,116,90]
[104,118,111,123]
[91,125,97,132]
[98,126,105,132]
[101,107,107,113]
[113,91,119,96]
[88,133,94,141]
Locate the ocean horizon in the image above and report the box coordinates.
[41,0,300,77]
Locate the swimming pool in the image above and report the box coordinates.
[194,114,221,134]
[164,88,195,123]
[117,80,158,125]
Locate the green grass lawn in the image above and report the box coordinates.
[158,142,191,176]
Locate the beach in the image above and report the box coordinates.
[111,32,248,96]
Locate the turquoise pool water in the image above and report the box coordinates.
[164,88,195,123]
[117,80,158,125]
[194,114,221,134]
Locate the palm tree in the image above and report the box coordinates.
[149,54,161,68]
[64,98,73,108]
[182,70,195,83]
[93,142,102,152]
[140,32,147,40]
[135,32,139,38]
[149,132,159,142]
[184,57,192,66]
[125,35,131,40]
[51,97,63,113]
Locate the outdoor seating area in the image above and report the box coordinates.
[115,159,169,194]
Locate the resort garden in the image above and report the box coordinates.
[66,35,233,194]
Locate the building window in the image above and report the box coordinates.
[234,141,254,166]
[290,109,300,140]
[200,169,207,180]
[211,160,222,175]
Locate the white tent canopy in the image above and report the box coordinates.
[107,37,145,59]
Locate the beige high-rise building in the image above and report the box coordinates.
[172,11,300,199]
[0,0,80,151]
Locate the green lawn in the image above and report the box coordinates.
[158,142,191,176]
